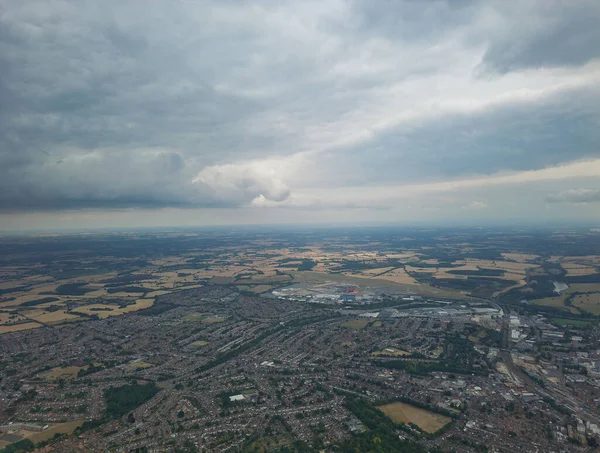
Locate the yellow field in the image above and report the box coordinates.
[433,265,479,279]
[342,268,419,285]
[384,252,420,261]
[342,319,371,329]
[27,420,84,444]
[0,312,28,325]
[358,267,396,276]
[457,259,537,274]
[237,274,292,284]
[501,253,540,263]
[405,265,437,274]
[0,322,42,334]
[557,255,600,266]
[0,299,30,308]
[41,365,88,380]
[564,267,598,276]
[145,290,172,297]
[71,304,120,318]
[377,402,452,433]
[29,310,81,324]
[371,268,419,285]
[72,299,154,318]
[571,293,600,315]
[191,340,209,347]
[372,347,410,357]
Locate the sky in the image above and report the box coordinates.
[1,0,599,231]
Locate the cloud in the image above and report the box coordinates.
[0,0,599,222]
[194,161,291,205]
[479,1,600,74]
[547,189,600,204]
[266,159,600,210]
[463,201,487,210]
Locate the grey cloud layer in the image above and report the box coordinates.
[480,1,600,73]
[0,0,599,212]
[547,189,600,204]
[322,85,600,186]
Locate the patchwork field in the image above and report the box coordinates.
[2,236,599,341]
[501,253,540,263]
[0,312,29,325]
[71,298,154,318]
[458,259,537,274]
[370,268,419,285]
[28,310,81,324]
[0,322,42,334]
[529,283,600,314]
[377,402,452,433]
[562,263,599,276]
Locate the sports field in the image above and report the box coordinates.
[377,402,451,433]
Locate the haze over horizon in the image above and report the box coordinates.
[1,0,600,230]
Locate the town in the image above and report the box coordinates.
[1,227,600,452]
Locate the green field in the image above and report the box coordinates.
[552,318,593,328]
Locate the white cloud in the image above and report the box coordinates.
[256,159,600,209]
[194,159,293,204]
[547,189,600,203]
[463,201,488,210]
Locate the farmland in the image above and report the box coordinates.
[2,227,600,339]
[0,322,42,334]
[571,293,600,315]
